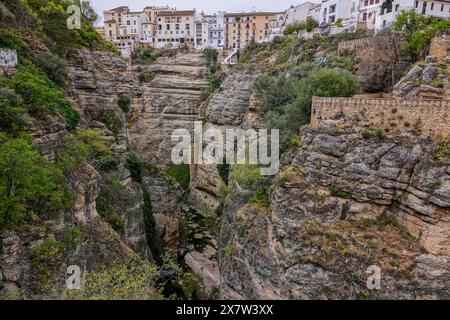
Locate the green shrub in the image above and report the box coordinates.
[34,51,68,85]
[118,95,131,113]
[8,64,80,130]
[361,129,373,139]
[394,10,450,62]
[359,212,400,230]
[201,72,225,101]
[63,227,83,250]
[30,235,61,268]
[431,142,449,161]
[78,259,163,300]
[231,164,267,189]
[125,152,144,183]
[237,39,259,64]
[25,0,116,54]
[375,128,388,139]
[430,76,444,88]
[139,71,156,82]
[248,187,270,208]
[361,128,387,140]
[10,64,60,114]
[37,1,81,54]
[0,134,71,229]
[132,48,160,64]
[165,164,190,190]
[0,88,26,136]
[100,110,123,137]
[284,17,318,35]
[108,213,125,233]
[0,29,28,59]
[58,129,116,173]
[255,67,360,151]
[329,184,350,199]
[57,101,80,132]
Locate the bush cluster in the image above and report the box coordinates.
[253,65,360,150]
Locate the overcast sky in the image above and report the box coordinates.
[90,0,319,25]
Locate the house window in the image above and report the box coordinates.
[415,1,419,8]
[127,20,130,25]
[364,0,368,6]
[186,24,190,30]
[363,12,367,20]
[441,4,445,11]
[431,3,434,10]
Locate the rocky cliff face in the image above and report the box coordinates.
[182,66,261,297]
[66,48,150,259]
[219,115,450,299]
[393,56,450,99]
[1,48,147,298]
[128,51,209,165]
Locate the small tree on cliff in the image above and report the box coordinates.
[394,10,450,62]
[0,134,71,228]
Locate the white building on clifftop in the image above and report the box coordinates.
[375,0,450,32]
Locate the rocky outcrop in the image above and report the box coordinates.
[219,116,450,299]
[185,251,220,298]
[393,57,450,99]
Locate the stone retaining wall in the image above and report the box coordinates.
[311,96,450,139]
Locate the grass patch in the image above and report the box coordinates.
[248,188,270,208]
[165,164,190,190]
[139,71,156,82]
[329,184,350,199]
[431,142,449,161]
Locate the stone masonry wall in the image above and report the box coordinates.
[311,97,450,139]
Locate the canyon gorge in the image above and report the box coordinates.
[0,1,449,300]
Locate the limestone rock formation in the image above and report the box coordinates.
[219,116,450,299]
[127,51,209,165]
[66,48,150,259]
[393,57,450,99]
